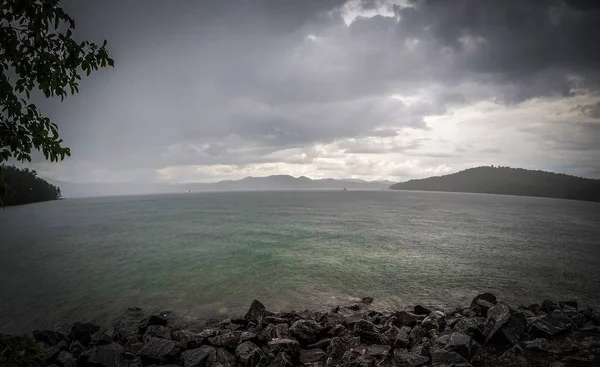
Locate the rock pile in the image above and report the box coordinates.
[10,294,600,366]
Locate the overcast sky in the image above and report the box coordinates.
[26,0,600,183]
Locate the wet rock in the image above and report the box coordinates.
[421,314,442,331]
[408,325,426,347]
[326,337,347,361]
[56,351,76,367]
[70,322,101,346]
[299,348,326,365]
[542,300,560,313]
[471,300,494,317]
[263,316,289,325]
[413,305,432,316]
[353,320,381,344]
[259,324,276,343]
[430,348,472,367]
[328,324,350,338]
[216,348,236,367]
[522,337,549,351]
[267,338,301,357]
[123,339,144,359]
[32,329,68,346]
[269,352,294,367]
[393,311,418,327]
[235,341,267,366]
[322,313,347,328]
[290,320,324,344]
[208,331,241,349]
[344,312,366,326]
[453,318,484,343]
[240,331,258,343]
[275,324,291,339]
[483,303,527,344]
[91,326,118,345]
[139,337,180,366]
[181,345,217,367]
[69,340,86,358]
[198,329,218,339]
[564,310,586,328]
[433,332,478,360]
[79,342,126,367]
[396,326,411,348]
[410,342,430,357]
[171,329,203,349]
[381,326,400,346]
[138,315,168,335]
[393,349,429,367]
[361,297,374,304]
[307,338,332,350]
[365,344,390,358]
[529,313,572,338]
[470,293,497,309]
[245,300,267,323]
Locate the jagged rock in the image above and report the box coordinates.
[308,338,332,350]
[69,340,86,358]
[245,300,267,323]
[181,345,217,367]
[353,320,381,344]
[123,339,144,359]
[410,342,430,357]
[362,297,374,304]
[328,324,350,338]
[348,355,376,366]
[529,313,572,337]
[240,331,258,343]
[421,314,441,331]
[268,352,294,367]
[70,322,101,346]
[484,303,527,344]
[235,341,267,366]
[462,309,476,318]
[198,329,218,338]
[393,349,429,367]
[522,338,549,351]
[139,337,180,365]
[299,348,326,365]
[453,318,484,343]
[472,300,494,317]
[365,344,390,358]
[381,326,400,346]
[409,325,426,347]
[259,324,276,343]
[393,312,418,327]
[433,332,478,360]
[78,342,126,367]
[216,348,236,367]
[344,312,366,326]
[208,331,241,348]
[430,348,472,367]
[41,339,68,362]
[267,338,301,357]
[171,330,203,349]
[542,300,560,313]
[470,293,497,309]
[56,351,76,367]
[32,329,68,346]
[396,326,411,348]
[290,320,324,343]
[138,315,168,335]
[91,326,118,345]
[275,324,291,339]
[413,305,432,316]
[326,337,347,361]
[263,316,289,325]
[563,310,586,328]
[585,307,600,325]
[322,313,347,328]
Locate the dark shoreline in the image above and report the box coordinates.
[2,294,600,366]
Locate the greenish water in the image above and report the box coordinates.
[1,190,599,333]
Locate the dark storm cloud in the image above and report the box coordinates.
[27,0,600,181]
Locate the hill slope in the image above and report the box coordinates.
[390,166,600,202]
[1,166,62,206]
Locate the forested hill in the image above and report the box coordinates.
[0,166,62,206]
[390,166,600,202]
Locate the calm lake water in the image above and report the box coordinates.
[1,190,599,333]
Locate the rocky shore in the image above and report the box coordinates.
[2,294,600,366]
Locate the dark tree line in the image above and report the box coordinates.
[0,165,61,206]
[390,166,600,202]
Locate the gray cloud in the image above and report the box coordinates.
[22,0,600,183]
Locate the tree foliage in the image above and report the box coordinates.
[0,0,113,164]
[0,165,61,206]
[390,166,600,202]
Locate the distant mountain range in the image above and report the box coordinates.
[48,175,392,198]
[389,166,600,202]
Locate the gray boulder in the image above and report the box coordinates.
[267,338,301,357]
[181,345,216,367]
[430,348,472,367]
[268,352,293,367]
[290,320,324,344]
[139,337,180,366]
[171,330,203,349]
[235,341,267,366]
[299,348,326,365]
[78,342,126,367]
[353,320,381,344]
